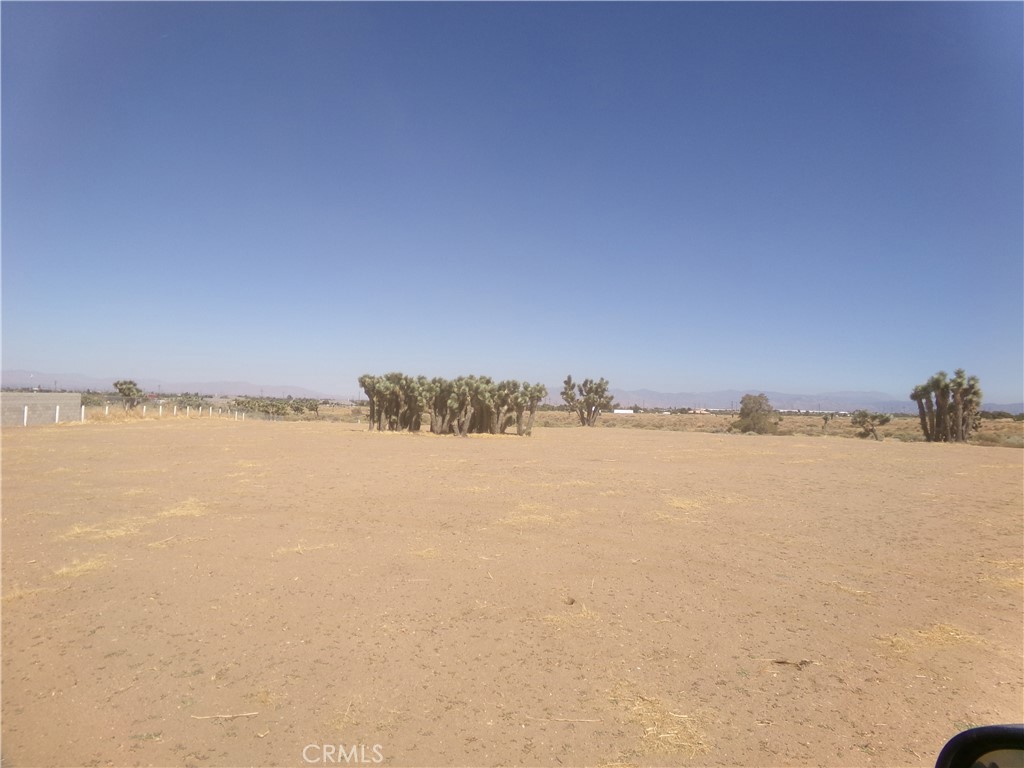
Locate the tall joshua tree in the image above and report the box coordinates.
[910,384,931,441]
[911,370,982,442]
[949,369,982,442]
[561,375,613,426]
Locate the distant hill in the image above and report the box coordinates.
[1,370,335,400]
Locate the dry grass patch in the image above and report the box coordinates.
[157,498,208,518]
[273,542,337,557]
[541,603,600,627]
[323,698,402,739]
[517,501,553,512]
[52,556,110,580]
[147,535,205,549]
[59,518,147,541]
[876,623,983,656]
[245,688,282,709]
[609,682,709,759]
[824,580,874,598]
[410,547,440,559]
[500,513,554,527]
[665,491,743,511]
[534,478,595,489]
[2,584,50,603]
[977,558,1024,590]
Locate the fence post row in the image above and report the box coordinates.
[18,400,255,425]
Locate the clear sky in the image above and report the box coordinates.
[3,2,1022,402]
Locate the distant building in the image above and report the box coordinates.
[612,409,635,415]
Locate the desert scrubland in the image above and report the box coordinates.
[2,418,1021,767]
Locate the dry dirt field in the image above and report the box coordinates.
[2,418,1021,767]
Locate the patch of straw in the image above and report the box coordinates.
[500,513,554,527]
[824,580,873,597]
[272,542,336,557]
[542,603,601,627]
[609,683,709,758]
[876,623,982,655]
[157,498,208,518]
[59,518,146,540]
[517,502,553,512]
[410,547,440,559]
[148,535,205,549]
[52,556,110,579]
[665,492,743,511]
[3,584,49,602]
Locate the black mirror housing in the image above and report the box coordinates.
[935,725,1024,768]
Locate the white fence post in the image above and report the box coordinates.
[105,405,109,416]
[23,405,28,427]
[142,405,147,416]
[159,405,163,417]
[55,405,60,424]
[186,406,190,417]
[174,405,178,416]
[81,405,86,423]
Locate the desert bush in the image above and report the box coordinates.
[972,432,1024,449]
[732,393,779,434]
[851,410,892,440]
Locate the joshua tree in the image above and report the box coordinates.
[561,375,613,426]
[113,380,144,410]
[910,384,931,440]
[910,370,982,442]
[514,382,548,436]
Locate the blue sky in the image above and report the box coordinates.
[3,2,1022,402]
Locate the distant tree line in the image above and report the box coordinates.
[358,373,548,436]
[232,396,322,418]
[980,410,1024,421]
[910,369,982,442]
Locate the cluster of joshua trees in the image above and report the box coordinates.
[357,373,548,436]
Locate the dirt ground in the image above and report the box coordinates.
[2,419,1021,767]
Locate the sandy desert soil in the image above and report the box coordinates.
[2,419,1021,767]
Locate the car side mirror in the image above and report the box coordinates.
[935,725,1024,768]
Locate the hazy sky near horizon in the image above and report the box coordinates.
[3,2,1022,401]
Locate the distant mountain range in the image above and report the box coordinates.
[609,388,1023,415]
[1,370,334,401]
[3,370,1020,414]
